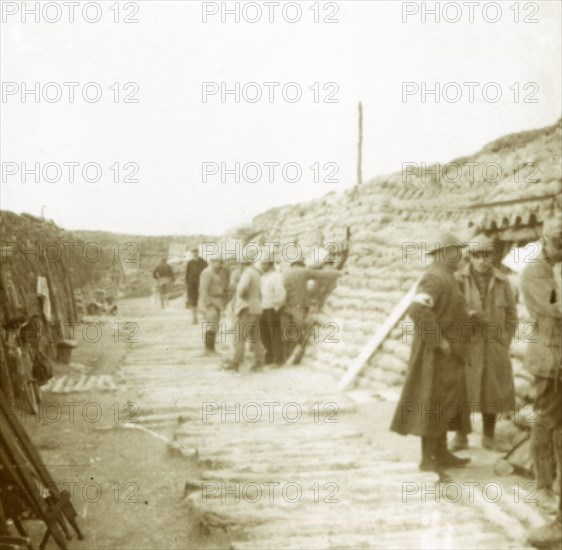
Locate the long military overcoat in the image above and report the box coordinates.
[456,264,517,414]
[390,262,472,437]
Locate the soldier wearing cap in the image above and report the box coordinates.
[450,234,518,452]
[198,253,225,355]
[523,216,562,547]
[390,231,472,480]
[186,247,208,324]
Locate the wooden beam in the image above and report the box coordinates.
[338,276,421,391]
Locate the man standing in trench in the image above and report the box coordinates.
[281,249,341,364]
[198,254,224,356]
[222,246,265,372]
[390,231,472,480]
[451,235,517,452]
[186,247,207,324]
[522,217,562,548]
[153,257,175,309]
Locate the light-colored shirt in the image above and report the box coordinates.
[261,270,286,311]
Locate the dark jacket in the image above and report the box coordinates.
[186,258,207,286]
[390,262,472,437]
[153,262,174,281]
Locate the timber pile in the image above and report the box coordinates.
[248,118,562,424]
[0,212,116,379]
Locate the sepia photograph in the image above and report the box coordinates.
[0,1,561,548]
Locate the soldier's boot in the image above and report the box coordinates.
[481,414,509,452]
[526,512,561,549]
[420,436,452,482]
[439,432,471,468]
[449,431,469,452]
[221,361,239,372]
[553,429,561,496]
[419,437,438,471]
[201,332,217,356]
[531,437,558,514]
[207,331,216,352]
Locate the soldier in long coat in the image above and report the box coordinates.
[390,231,472,479]
[186,247,208,324]
[451,235,517,452]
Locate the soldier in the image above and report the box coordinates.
[280,250,341,363]
[390,231,472,481]
[522,217,562,548]
[152,258,175,309]
[260,256,286,367]
[186,247,208,324]
[222,247,265,372]
[198,255,224,356]
[451,235,517,452]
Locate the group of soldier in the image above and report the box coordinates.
[390,219,561,548]
[158,220,561,547]
[185,245,341,372]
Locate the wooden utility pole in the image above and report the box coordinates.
[357,101,363,185]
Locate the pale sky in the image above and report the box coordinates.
[1,0,560,235]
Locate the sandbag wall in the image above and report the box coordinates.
[248,119,561,401]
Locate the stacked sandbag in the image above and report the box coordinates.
[243,119,561,394]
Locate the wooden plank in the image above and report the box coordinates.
[338,276,421,391]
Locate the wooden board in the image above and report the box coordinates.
[338,276,421,391]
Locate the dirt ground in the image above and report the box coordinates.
[12,296,547,550]
[20,306,231,550]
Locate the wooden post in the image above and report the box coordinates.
[357,101,363,185]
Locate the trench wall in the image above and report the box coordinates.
[249,119,562,405]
